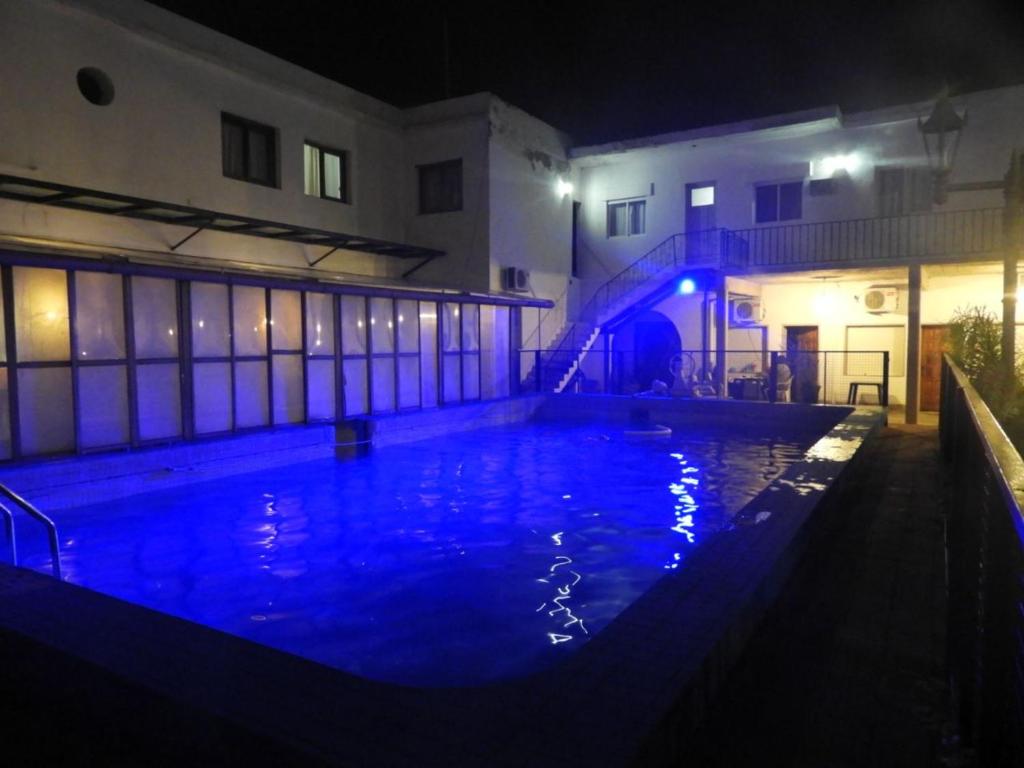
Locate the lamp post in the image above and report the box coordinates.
[919,93,1024,390]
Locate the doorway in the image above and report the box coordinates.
[786,325,819,403]
[920,325,948,411]
[685,182,716,261]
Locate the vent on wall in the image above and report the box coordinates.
[864,285,900,314]
[502,267,530,293]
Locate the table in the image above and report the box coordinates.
[847,381,883,405]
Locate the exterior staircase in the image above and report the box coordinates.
[524,228,741,392]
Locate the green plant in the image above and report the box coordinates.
[948,305,1024,418]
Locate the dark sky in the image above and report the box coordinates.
[149,0,1024,145]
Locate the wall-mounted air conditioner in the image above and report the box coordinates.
[502,267,530,293]
[729,298,764,326]
[864,285,900,314]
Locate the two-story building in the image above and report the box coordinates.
[1,0,1020,464]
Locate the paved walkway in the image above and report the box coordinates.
[686,424,950,767]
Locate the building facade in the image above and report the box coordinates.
[1,0,1020,463]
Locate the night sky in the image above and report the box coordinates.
[149,0,1024,145]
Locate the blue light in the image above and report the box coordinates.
[679,278,696,295]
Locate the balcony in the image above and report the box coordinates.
[725,206,1004,271]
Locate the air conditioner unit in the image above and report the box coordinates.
[864,286,900,314]
[502,266,530,293]
[729,298,764,326]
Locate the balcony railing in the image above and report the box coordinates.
[727,207,1004,269]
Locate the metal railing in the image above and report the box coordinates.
[939,355,1024,765]
[518,347,890,404]
[580,229,741,325]
[0,483,62,580]
[728,207,1003,269]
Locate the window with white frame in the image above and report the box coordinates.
[607,198,645,237]
[754,181,802,223]
[304,142,349,202]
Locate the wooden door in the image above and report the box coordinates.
[920,325,948,411]
[786,326,819,403]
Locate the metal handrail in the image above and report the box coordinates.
[0,483,62,580]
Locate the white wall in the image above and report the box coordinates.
[0,0,414,278]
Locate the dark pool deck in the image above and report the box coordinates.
[686,423,950,767]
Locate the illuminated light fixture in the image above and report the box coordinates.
[678,278,697,295]
[812,277,839,315]
[816,153,862,177]
[555,178,573,197]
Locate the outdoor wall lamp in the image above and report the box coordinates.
[918,92,967,204]
[918,91,1024,388]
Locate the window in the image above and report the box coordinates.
[418,159,462,213]
[221,113,277,187]
[876,167,932,216]
[607,199,646,237]
[755,182,802,223]
[304,143,348,202]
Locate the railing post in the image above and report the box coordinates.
[768,351,778,403]
[534,350,541,393]
[882,351,890,407]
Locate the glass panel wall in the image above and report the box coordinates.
[441,302,461,404]
[305,292,336,422]
[341,295,368,416]
[232,285,269,428]
[132,276,181,441]
[13,267,73,454]
[0,257,532,461]
[369,297,395,413]
[271,290,303,424]
[480,305,511,399]
[191,282,232,434]
[419,302,438,408]
[75,272,129,448]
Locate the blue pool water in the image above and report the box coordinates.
[35,422,809,686]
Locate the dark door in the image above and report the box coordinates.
[920,325,949,411]
[685,182,716,262]
[786,326,819,403]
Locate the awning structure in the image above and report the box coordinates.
[0,174,444,263]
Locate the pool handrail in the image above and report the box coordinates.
[0,483,62,580]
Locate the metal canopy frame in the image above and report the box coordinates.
[0,174,445,262]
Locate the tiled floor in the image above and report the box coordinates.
[685,423,949,767]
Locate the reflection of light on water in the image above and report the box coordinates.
[805,434,859,462]
[666,452,700,569]
[535,533,590,644]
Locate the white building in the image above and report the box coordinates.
[566,86,1023,419]
[0,0,1020,462]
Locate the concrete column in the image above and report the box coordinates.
[905,264,922,424]
[714,273,727,395]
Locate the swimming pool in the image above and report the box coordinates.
[33,420,809,686]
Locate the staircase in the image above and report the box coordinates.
[525,228,742,392]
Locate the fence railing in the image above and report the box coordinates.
[939,355,1024,765]
[517,348,890,405]
[727,207,1003,269]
